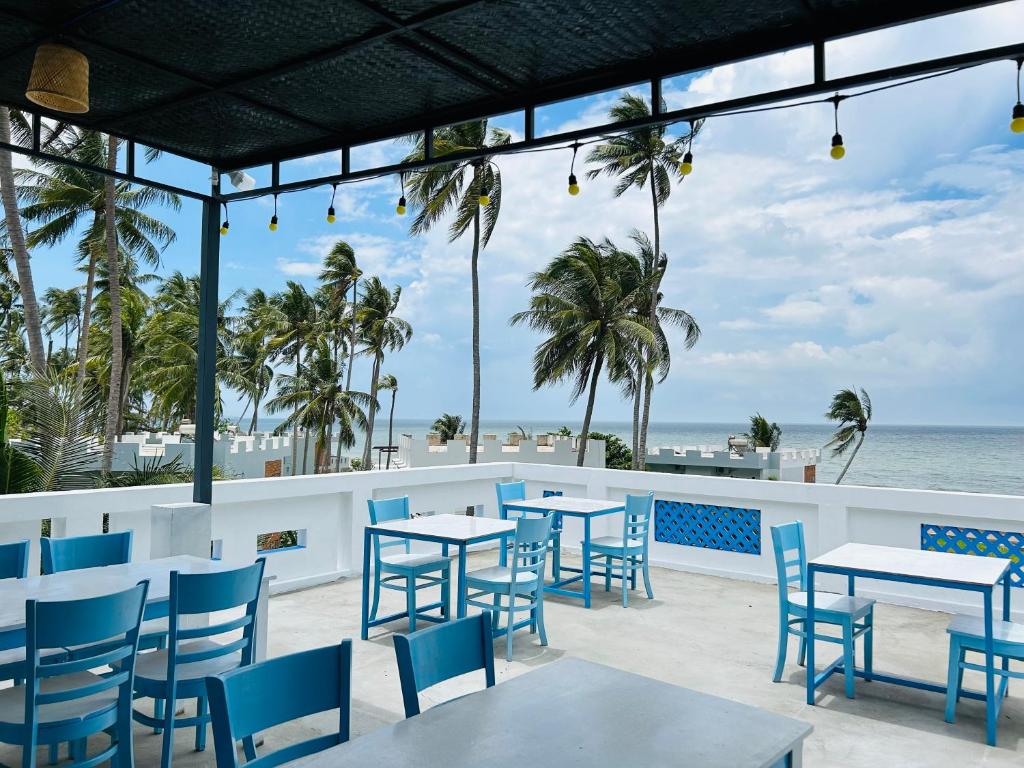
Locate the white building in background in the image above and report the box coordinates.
[645,444,820,482]
[396,433,606,469]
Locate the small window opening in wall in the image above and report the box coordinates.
[211,539,223,561]
[257,528,307,553]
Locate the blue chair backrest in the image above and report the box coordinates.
[622,493,654,547]
[166,560,266,680]
[0,540,29,579]
[207,640,352,768]
[24,581,149,742]
[496,481,526,517]
[771,522,807,605]
[368,496,411,557]
[542,490,562,498]
[511,516,553,583]
[41,530,133,574]
[393,612,495,718]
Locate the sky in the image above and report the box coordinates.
[21,2,1024,427]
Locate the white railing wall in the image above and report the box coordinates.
[1,463,1022,619]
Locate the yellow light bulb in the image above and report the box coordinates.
[479,194,490,207]
[830,144,846,160]
[568,183,580,196]
[396,204,406,216]
[679,151,693,176]
[326,214,336,223]
[1012,104,1024,133]
[269,215,278,232]
[219,224,228,236]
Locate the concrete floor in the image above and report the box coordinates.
[3,553,1022,767]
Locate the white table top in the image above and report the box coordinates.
[503,496,625,515]
[0,555,243,633]
[811,543,1009,587]
[287,658,810,768]
[369,513,516,543]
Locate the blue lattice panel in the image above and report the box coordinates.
[654,501,761,555]
[921,525,1024,588]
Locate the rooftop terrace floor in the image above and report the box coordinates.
[4,552,1022,766]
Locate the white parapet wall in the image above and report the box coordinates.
[0,463,1021,619]
[397,434,606,468]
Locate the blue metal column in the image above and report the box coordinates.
[193,196,220,504]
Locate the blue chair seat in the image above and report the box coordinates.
[947,615,1024,649]
[0,671,118,728]
[380,552,451,570]
[134,639,242,685]
[588,536,644,554]
[788,592,875,620]
[465,565,539,589]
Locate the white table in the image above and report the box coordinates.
[0,555,271,663]
[807,543,1010,746]
[360,514,516,639]
[287,658,811,767]
[501,496,626,607]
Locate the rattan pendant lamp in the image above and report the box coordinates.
[25,43,89,113]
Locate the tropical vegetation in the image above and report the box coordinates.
[431,413,466,442]
[825,388,872,484]
[745,413,782,452]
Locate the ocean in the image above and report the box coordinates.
[240,418,1024,497]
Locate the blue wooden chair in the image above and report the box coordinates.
[41,531,133,575]
[0,580,149,768]
[588,492,655,607]
[944,614,1024,733]
[0,540,37,685]
[131,559,266,768]
[0,540,29,580]
[495,482,562,578]
[770,521,875,698]
[466,516,553,661]
[393,612,495,718]
[207,640,352,768]
[367,497,450,634]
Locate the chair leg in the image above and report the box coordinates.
[47,743,58,765]
[491,593,501,632]
[194,696,207,751]
[621,555,629,608]
[629,556,637,590]
[842,618,856,699]
[864,611,874,681]
[506,594,516,661]
[536,592,548,647]
[604,556,611,592]
[798,634,807,668]
[551,530,561,580]
[406,576,417,634]
[642,555,654,600]
[160,694,175,768]
[369,569,382,621]
[945,636,962,723]
[441,567,451,619]
[772,613,789,683]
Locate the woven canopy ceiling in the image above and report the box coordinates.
[0,0,1002,171]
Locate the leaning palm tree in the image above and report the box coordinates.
[357,278,411,470]
[744,413,782,451]
[319,240,361,391]
[378,374,398,468]
[403,119,511,464]
[269,281,317,475]
[825,388,872,484]
[511,237,655,466]
[587,96,702,467]
[42,287,82,356]
[431,413,465,442]
[227,289,278,435]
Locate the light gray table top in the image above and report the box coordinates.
[504,496,625,515]
[288,658,811,768]
[369,513,516,543]
[811,543,1009,586]
[0,555,241,633]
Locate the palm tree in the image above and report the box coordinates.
[270,281,317,475]
[403,120,511,464]
[825,388,872,484]
[357,278,411,470]
[319,240,361,391]
[744,413,782,451]
[432,413,465,442]
[101,136,121,471]
[587,95,702,468]
[18,131,179,407]
[378,374,398,468]
[42,287,82,356]
[228,289,278,435]
[511,237,655,466]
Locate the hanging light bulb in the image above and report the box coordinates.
[1012,59,1024,134]
[219,204,229,236]
[396,173,407,215]
[829,96,846,160]
[327,184,337,223]
[679,121,695,175]
[269,195,279,232]
[477,162,491,206]
[567,143,581,195]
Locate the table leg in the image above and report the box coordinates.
[255,577,270,663]
[457,543,468,618]
[442,543,450,620]
[360,528,372,640]
[552,513,561,581]
[806,567,816,705]
[583,517,592,609]
[984,587,996,746]
[499,505,508,568]
[1003,576,1011,695]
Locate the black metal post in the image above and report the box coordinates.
[193,196,221,504]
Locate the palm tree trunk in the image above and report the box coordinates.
[290,346,301,476]
[74,240,99,405]
[0,107,46,375]
[101,138,122,474]
[637,370,655,470]
[577,353,604,467]
[63,320,69,355]
[637,176,663,471]
[301,424,310,474]
[248,393,260,435]
[345,283,357,393]
[630,371,641,469]
[117,350,132,435]
[469,201,481,464]
[834,432,865,485]
[386,388,396,469]
[361,352,382,470]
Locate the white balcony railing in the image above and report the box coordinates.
[1,463,1022,619]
